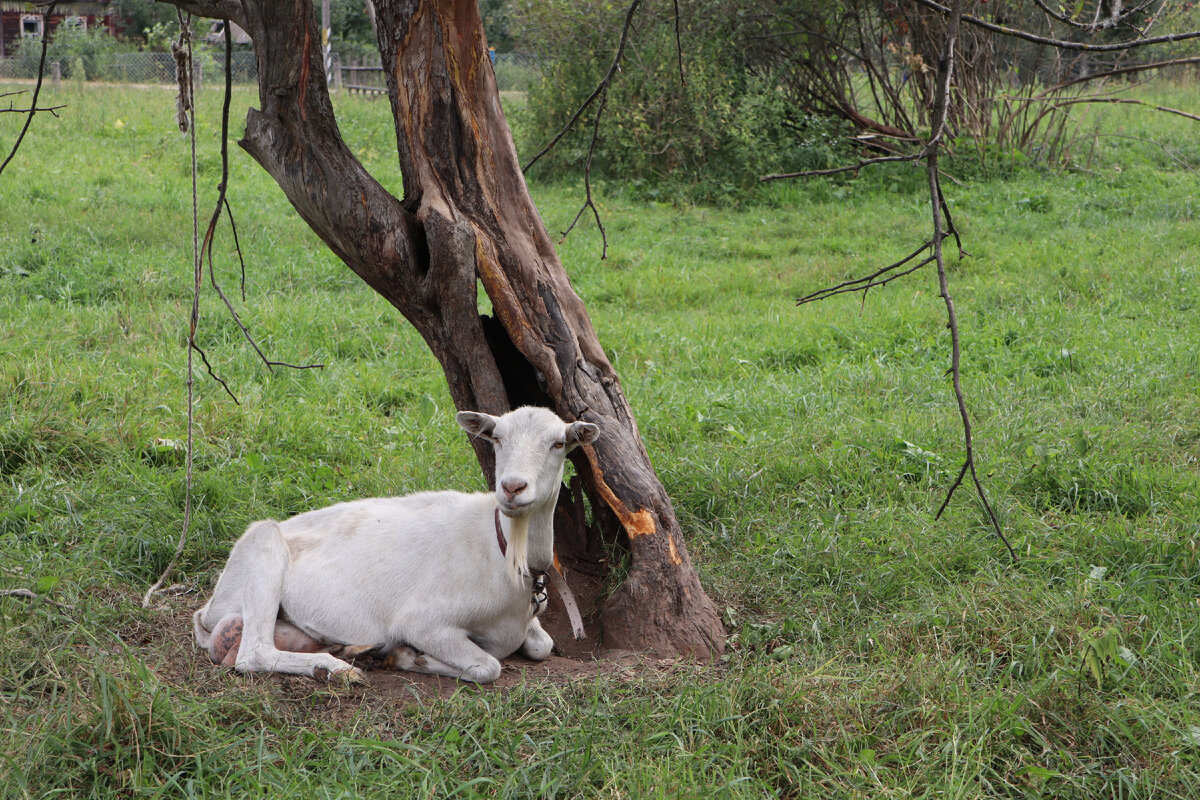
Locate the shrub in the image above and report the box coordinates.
[13,22,140,81]
[513,0,851,200]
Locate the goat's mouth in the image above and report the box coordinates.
[498,499,534,517]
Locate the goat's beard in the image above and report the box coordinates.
[505,514,530,584]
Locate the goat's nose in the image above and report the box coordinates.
[501,479,527,499]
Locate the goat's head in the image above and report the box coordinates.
[457,407,599,575]
[457,406,599,516]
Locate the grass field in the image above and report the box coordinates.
[2,80,1199,798]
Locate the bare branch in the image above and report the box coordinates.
[790,0,1018,563]
[761,153,923,182]
[796,240,936,305]
[1053,96,1200,124]
[1042,55,1200,96]
[1031,0,1158,32]
[912,0,1200,52]
[0,2,58,179]
[1,90,66,117]
[672,0,685,87]
[522,0,642,173]
[559,87,610,258]
[923,0,1017,563]
[200,32,325,372]
[0,588,74,611]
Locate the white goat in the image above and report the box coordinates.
[192,406,599,683]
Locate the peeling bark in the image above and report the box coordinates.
[165,0,724,656]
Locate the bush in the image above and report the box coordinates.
[513,0,851,200]
[13,22,140,81]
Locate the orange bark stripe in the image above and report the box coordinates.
[584,444,657,538]
[668,534,682,565]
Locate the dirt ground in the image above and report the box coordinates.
[145,561,699,703]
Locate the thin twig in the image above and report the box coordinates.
[0,588,75,611]
[199,30,325,372]
[550,0,644,258]
[522,0,641,173]
[796,239,936,305]
[761,153,923,182]
[924,0,1017,563]
[0,2,58,179]
[1031,0,1157,32]
[560,83,611,258]
[672,0,685,87]
[1042,55,1200,97]
[1052,96,1200,124]
[0,89,66,116]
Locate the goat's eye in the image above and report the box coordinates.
[551,441,565,450]
[491,436,502,446]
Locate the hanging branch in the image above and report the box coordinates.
[523,0,642,259]
[521,0,641,173]
[199,26,325,373]
[782,0,1017,562]
[0,2,59,179]
[144,15,328,606]
[144,12,202,608]
[672,0,685,87]
[922,1,1016,563]
[558,87,612,258]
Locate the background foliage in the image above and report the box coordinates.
[514,0,853,199]
[1,74,1199,796]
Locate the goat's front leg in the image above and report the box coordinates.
[387,630,502,683]
[519,617,553,661]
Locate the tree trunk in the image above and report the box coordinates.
[165,0,724,656]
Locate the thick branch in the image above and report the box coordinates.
[159,0,247,28]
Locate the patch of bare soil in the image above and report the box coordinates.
[139,561,686,705]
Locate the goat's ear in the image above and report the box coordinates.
[457,411,499,440]
[565,421,600,451]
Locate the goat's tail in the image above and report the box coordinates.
[506,515,530,583]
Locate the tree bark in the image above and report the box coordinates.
[165,0,725,657]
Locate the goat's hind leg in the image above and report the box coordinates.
[385,630,503,683]
[197,520,361,682]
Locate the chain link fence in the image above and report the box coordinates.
[339,51,537,95]
[0,50,258,85]
[0,50,538,93]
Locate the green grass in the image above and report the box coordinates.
[2,80,1200,798]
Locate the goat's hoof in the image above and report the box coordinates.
[313,665,366,685]
[338,667,368,685]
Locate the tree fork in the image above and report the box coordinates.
[163,0,724,656]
